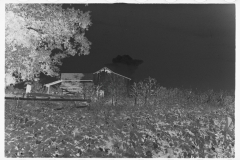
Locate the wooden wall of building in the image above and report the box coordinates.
[93,71,131,96]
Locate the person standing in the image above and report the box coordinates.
[24,82,32,97]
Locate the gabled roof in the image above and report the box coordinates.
[61,73,93,81]
[93,66,131,80]
[106,63,135,78]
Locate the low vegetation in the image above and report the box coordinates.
[5,78,235,158]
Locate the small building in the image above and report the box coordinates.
[44,73,93,96]
[60,73,93,94]
[93,66,132,95]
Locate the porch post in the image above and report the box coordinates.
[47,86,50,94]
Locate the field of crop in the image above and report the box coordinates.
[5,87,235,158]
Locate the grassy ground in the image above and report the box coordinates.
[5,94,235,158]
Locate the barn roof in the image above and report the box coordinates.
[93,64,132,80]
[61,73,93,81]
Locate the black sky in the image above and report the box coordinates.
[60,4,235,92]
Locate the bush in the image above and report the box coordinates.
[31,81,46,93]
[5,85,15,94]
[5,85,25,95]
[49,84,63,95]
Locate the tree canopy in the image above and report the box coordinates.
[107,55,143,79]
[5,4,92,86]
[112,55,143,66]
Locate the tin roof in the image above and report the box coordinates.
[94,67,131,80]
[93,63,133,80]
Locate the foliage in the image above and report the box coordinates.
[106,76,128,106]
[5,81,235,158]
[130,82,141,106]
[129,77,234,108]
[5,85,25,95]
[130,77,160,106]
[31,81,46,94]
[112,55,143,66]
[73,84,103,101]
[5,4,92,86]
[48,84,63,95]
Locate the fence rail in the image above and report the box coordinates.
[5,93,91,102]
[5,97,91,102]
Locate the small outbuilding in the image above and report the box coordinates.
[60,73,93,95]
[93,66,132,95]
[44,73,93,95]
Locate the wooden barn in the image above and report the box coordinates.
[93,66,132,95]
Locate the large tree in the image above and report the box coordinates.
[107,55,143,79]
[112,55,143,66]
[5,4,92,86]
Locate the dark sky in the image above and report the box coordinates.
[60,4,235,92]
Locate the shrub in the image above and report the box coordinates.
[5,85,25,95]
[31,81,46,93]
[5,85,15,94]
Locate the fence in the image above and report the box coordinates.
[5,97,91,102]
[5,93,91,108]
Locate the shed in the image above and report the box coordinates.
[60,73,93,94]
[93,66,132,95]
[44,73,93,95]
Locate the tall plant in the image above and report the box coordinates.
[107,75,127,106]
[130,82,142,106]
[141,77,157,105]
